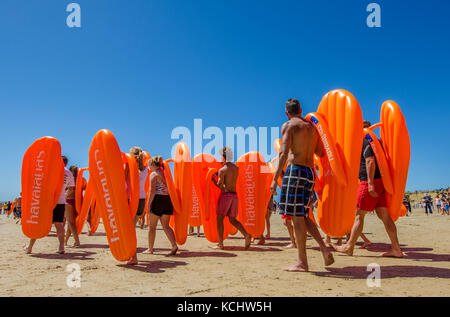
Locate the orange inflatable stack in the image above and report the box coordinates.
[89,129,136,261]
[379,101,411,221]
[311,90,364,237]
[236,152,272,238]
[21,137,64,239]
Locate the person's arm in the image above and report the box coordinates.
[365,156,378,198]
[314,131,325,158]
[212,169,225,191]
[271,123,291,195]
[146,173,157,213]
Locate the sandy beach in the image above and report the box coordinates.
[1,209,449,297]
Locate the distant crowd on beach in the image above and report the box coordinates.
[2,99,450,272]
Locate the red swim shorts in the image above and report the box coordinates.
[217,192,239,218]
[357,179,387,211]
[281,215,292,221]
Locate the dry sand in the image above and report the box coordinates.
[1,209,449,297]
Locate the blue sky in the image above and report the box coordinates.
[1,0,449,200]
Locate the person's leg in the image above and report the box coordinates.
[86,211,92,235]
[285,216,308,272]
[284,218,296,248]
[216,214,225,249]
[265,209,272,239]
[144,213,159,254]
[160,214,178,255]
[65,204,80,247]
[228,217,251,250]
[359,233,373,249]
[304,217,334,266]
[332,210,368,255]
[65,225,72,245]
[23,239,36,254]
[54,222,65,254]
[375,207,404,257]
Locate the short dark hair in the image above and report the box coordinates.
[285,99,301,115]
[62,156,68,165]
[363,121,372,128]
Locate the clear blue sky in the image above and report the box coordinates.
[1,0,449,200]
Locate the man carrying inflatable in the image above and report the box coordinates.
[212,147,252,250]
[271,99,334,272]
[333,121,404,258]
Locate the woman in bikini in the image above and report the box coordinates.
[143,156,178,256]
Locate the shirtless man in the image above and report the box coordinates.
[212,146,251,250]
[333,121,404,258]
[271,99,334,272]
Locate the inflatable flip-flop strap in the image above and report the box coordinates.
[76,178,94,235]
[305,113,347,186]
[162,159,181,214]
[364,127,394,194]
[75,168,88,214]
[205,168,219,222]
[122,153,140,219]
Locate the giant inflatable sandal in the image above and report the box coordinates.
[21,137,64,239]
[89,129,137,261]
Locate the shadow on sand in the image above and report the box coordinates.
[314,265,450,279]
[30,251,96,261]
[118,260,187,273]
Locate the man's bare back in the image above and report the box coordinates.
[217,162,239,193]
[282,117,323,168]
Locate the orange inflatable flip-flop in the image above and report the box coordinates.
[75,168,88,216]
[122,153,140,218]
[76,177,94,235]
[169,143,192,245]
[236,152,272,238]
[305,112,347,186]
[313,90,363,237]
[21,137,64,239]
[90,198,101,234]
[379,101,411,221]
[89,129,136,261]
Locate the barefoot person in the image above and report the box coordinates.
[14,194,22,225]
[143,156,178,257]
[24,156,75,254]
[212,146,251,250]
[64,165,81,247]
[271,99,334,272]
[126,147,150,265]
[333,121,404,258]
[253,195,275,245]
